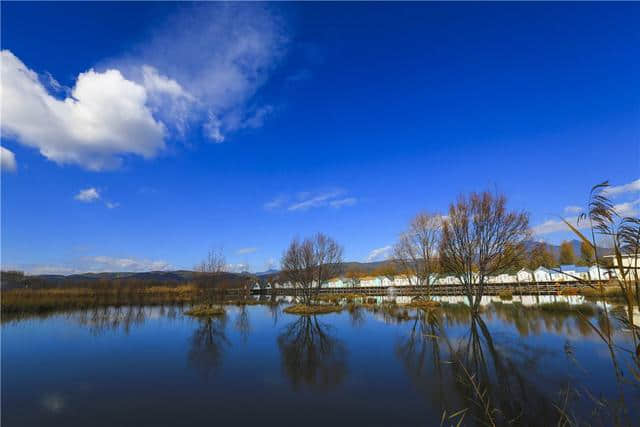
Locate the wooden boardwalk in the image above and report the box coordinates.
[253,281,607,296]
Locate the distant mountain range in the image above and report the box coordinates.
[10,239,610,288]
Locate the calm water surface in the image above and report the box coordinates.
[2,300,639,426]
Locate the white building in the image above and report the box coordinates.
[517,269,533,283]
[588,265,611,281]
[360,276,382,287]
[533,267,553,282]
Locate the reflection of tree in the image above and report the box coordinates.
[277,315,347,390]
[346,305,365,328]
[396,310,562,425]
[448,315,559,426]
[396,309,452,409]
[234,306,251,343]
[188,315,229,380]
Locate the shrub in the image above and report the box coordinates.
[498,290,513,300]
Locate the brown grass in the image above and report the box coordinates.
[558,287,579,296]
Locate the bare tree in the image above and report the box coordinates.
[194,248,227,306]
[393,213,443,298]
[440,192,530,312]
[281,233,343,305]
[195,248,227,273]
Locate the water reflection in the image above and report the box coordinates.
[396,310,565,425]
[277,315,347,390]
[188,315,229,380]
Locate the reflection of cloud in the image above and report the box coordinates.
[41,393,65,413]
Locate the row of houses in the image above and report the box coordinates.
[252,264,616,291]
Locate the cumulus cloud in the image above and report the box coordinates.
[236,247,257,255]
[0,146,17,172]
[1,5,287,170]
[601,178,640,197]
[531,217,580,235]
[1,50,166,170]
[366,245,392,262]
[532,199,639,236]
[74,188,100,203]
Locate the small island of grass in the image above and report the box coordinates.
[185,305,226,317]
[283,304,343,315]
[403,300,441,309]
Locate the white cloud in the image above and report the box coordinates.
[74,188,100,203]
[236,247,257,255]
[115,4,287,143]
[264,196,286,211]
[90,256,170,272]
[531,218,578,235]
[1,50,166,170]
[265,190,358,212]
[330,197,357,208]
[563,205,583,214]
[226,263,250,273]
[1,146,17,172]
[288,191,343,211]
[366,245,392,263]
[601,179,640,197]
[105,201,120,209]
[1,5,286,170]
[12,255,172,274]
[614,199,640,217]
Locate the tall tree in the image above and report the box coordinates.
[281,233,343,305]
[558,241,576,265]
[579,240,595,265]
[439,192,530,313]
[392,213,442,298]
[527,242,557,269]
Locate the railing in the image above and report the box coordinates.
[252,281,608,296]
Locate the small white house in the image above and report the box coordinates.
[251,282,261,291]
[440,275,460,285]
[326,278,346,289]
[588,265,611,281]
[495,273,517,284]
[533,267,552,282]
[393,275,411,287]
[486,275,500,284]
[360,276,382,287]
[516,269,533,283]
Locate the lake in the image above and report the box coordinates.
[2,298,639,426]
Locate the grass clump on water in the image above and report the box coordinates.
[185,304,226,317]
[403,300,441,309]
[283,304,343,315]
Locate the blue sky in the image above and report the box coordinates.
[1,3,639,274]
